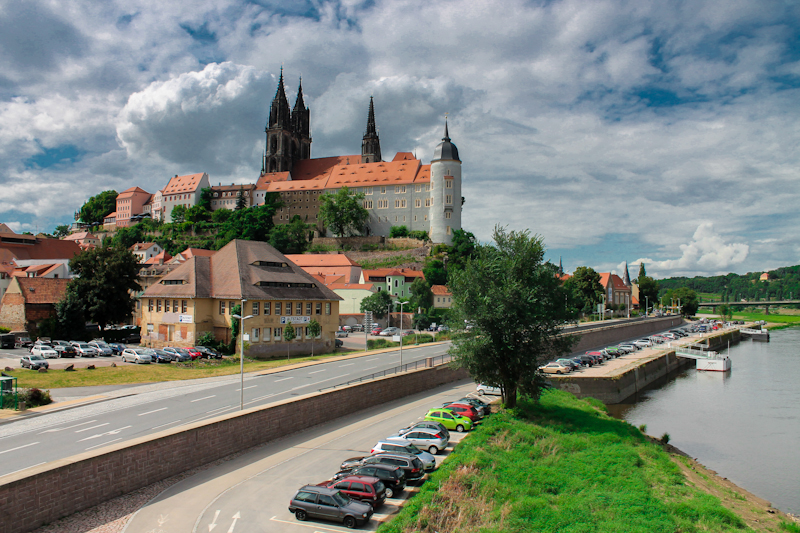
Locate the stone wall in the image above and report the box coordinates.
[0,292,25,331]
[570,317,685,354]
[0,364,469,533]
[312,236,385,249]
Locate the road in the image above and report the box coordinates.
[122,380,480,533]
[0,342,450,478]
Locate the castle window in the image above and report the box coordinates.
[446,195,452,204]
[415,199,421,208]
[415,184,421,192]
[447,226,451,235]
[445,179,453,189]
[365,187,373,195]
[425,184,431,192]
[395,185,406,194]
[425,198,432,207]
[380,186,386,194]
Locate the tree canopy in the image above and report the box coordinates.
[407,278,433,313]
[663,286,699,316]
[318,186,369,237]
[79,190,118,226]
[269,215,312,254]
[53,225,70,238]
[448,226,576,407]
[360,290,393,319]
[564,266,603,314]
[638,276,660,312]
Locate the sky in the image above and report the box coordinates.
[1,0,799,279]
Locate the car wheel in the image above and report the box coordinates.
[343,516,357,529]
[295,509,307,521]
[385,487,394,498]
[456,424,465,433]
[557,370,562,374]
[429,445,439,455]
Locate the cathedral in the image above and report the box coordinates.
[254,70,463,246]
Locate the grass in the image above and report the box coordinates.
[379,390,750,533]
[731,311,800,328]
[358,254,417,270]
[1,351,355,390]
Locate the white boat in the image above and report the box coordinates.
[695,355,731,372]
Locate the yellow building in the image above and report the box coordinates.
[141,239,342,358]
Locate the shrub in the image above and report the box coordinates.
[660,432,671,444]
[197,331,216,347]
[390,225,409,238]
[0,326,10,334]
[20,388,53,408]
[407,230,429,242]
[638,424,647,433]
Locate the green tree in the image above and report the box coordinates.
[185,204,208,223]
[638,276,660,313]
[308,319,321,357]
[214,197,281,249]
[390,225,409,238]
[448,226,576,407]
[318,186,369,237]
[637,262,647,282]
[664,287,698,317]
[67,243,141,331]
[284,322,296,360]
[235,187,247,210]
[211,208,232,224]
[230,304,241,353]
[717,304,733,321]
[360,291,393,319]
[408,278,433,313]
[171,205,186,224]
[79,190,118,225]
[53,225,70,238]
[270,215,312,254]
[53,287,87,340]
[198,187,213,211]
[446,229,478,273]
[564,266,603,314]
[110,225,144,250]
[423,259,447,286]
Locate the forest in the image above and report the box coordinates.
[658,265,800,302]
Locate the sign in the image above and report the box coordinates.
[242,333,250,341]
[179,315,193,323]
[392,335,401,342]
[280,316,310,325]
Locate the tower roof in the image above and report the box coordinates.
[268,67,292,130]
[432,119,460,162]
[365,96,377,137]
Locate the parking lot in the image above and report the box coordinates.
[1,345,140,370]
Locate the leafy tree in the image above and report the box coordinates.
[564,266,603,314]
[171,205,186,224]
[53,225,70,238]
[318,186,369,237]
[448,226,576,407]
[79,190,118,225]
[211,208,232,224]
[408,278,432,313]
[215,203,279,248]
[185,204,209,223]
[390,225,409,238]
[637,262,647,282]
[443,229,478,274]
[67,244,141,331]
[638,276,660,313]
[423,259,447,286]
[664,287,698,316]
[284,322,296,359]
[717,304,733,321]
[197,187,213,211]
[308,319,321,356]
[230,304,242,353]
[110,225,144,250]
[235,187,247,210]
[197,331,216,347]
[270,215,312,254]
[53,287,87,340]
[413,311,433,331]
[360,291,393,319]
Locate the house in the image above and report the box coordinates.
[63,231,100,250]
[144,251,172,265]
[115,187,152,227]
[325,282,377,322]
[140,239,342,358]
[431,285,453,309]
[103,212,117,230]
[209,183,256,211]
[130,242,164,263]
[159,173,210,223]
[0,277,70,334]
[598,273,632,316]
[170,248,217,264]
[359,268,425,299]
[759,272,770,282]
[285,253,362,284]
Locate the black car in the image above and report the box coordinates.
[457,397,492,416]
[332,464,407,498]
[577,355,595,367]
[194,346,222,359]
[341,453,425,481]
[51,340,77,358]
[289,485,372,528]
[152,349,174,363]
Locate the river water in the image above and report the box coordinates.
[608,327,800,514]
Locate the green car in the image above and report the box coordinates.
[605,346,620,355]
[424,408,473,433]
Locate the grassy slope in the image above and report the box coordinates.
[380,390,753,533]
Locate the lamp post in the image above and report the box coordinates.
[399,300,409,368]
[232,299,253,411]
[645,296,649,318]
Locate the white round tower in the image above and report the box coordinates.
[429,121,462,245]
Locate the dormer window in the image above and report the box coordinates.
[161,279,185,285]
[255,281,316,288]
[252,260,288,268]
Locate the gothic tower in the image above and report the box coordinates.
[263,69,311,173]
[292,78,311,161]
[361,97,382,164]
[429,120,461,245]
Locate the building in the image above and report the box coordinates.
[140,239,342,358]
[285,253,362,284]
[130,243,164,263]
[599,273,632,316]
[63,231,100,250]
[431,285,453,309]
[359,268,425,299]
[159,173,210,223]
[0,277,70,334]
[255,73,464,245]
[115,187,152,227]
[210,183,256,211]
[323,282,377,321]
[170,248,217,264]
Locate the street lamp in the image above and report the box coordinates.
[645,296,649,318]
[232,299,253,411]
[399,300,409,368]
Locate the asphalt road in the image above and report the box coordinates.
[122,380,481,533]
[0,342,450,478]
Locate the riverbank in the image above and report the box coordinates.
[378,389,798,533]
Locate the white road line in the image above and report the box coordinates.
[274,376,294,382]
[151,420,183,430]
[206,405,233,414]
[291,373,350,391]
[245,393,279,406]
[38,420,97,434]
[308,369,326,374]
[338,363,354,367]
[362,366,377,370]
[138,407,168,416]
[365,358,379,362]
[0,442,39,455]
[268,515,344,532]
[2,462,45,477]
[75,423,109,433]
[190,395,216,402]
[235,386,257,391]
[85,438,121,451]
[78,425,132,442]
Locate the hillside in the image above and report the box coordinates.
[658,265,800,301]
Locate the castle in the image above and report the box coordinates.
[253,69,464,245]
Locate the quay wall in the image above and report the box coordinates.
[569,317,685,354]
[0,364,469,533]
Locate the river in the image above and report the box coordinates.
[608,327,800,515]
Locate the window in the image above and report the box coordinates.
[425,183,431,192]
[316,303,322,315]
[174,300,179,313]
[182,300,187,313]
[306,303,312,315]
[275,327,282,340]
[252,302,259,315]
[295,491,316,503]
[445,179,453,189]
[275,302,282,315]
[264,302,271,315]
[445,212,451,219]
[285,302,292,315]
[415,198,421,208]
[220,301,225,314]
[304,327,309,337]
[148,299,153,312]
[415,184,422,192]
[447,225,451,235]
[264,327,271,341]
[380,186,386,194]
[395,199,406,208]
[157,299,162,312]
[365,186,373,195]
[318,495,335,507]
[165,300,170,312]
[363,200,373,209]
[325,303,331,315]
[395,185,406,193]
[377,199,388,209]
[252,328,260,342]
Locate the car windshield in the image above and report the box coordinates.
[332,491,350,506]
[77,343,90,348]
[175,348,190,354]
[95,342,110,348]
[30,355,45,360]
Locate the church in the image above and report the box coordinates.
[252,70,464,246]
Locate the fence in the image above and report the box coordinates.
[319,353,453,392]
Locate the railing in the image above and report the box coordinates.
[318,353,453,392]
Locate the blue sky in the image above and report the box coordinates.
[1,0,799,279]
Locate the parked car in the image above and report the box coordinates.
[88,341,114,356]
[20,354,49,370]
[618,344,639,352]
[398,420,450,441]
[424,408,473,432]
[350,324,364,332]
[332,464,406,498]
[30,343,58,359]
[540,361,572,374]
[369,440,436,471]
[455,397,492,416]
[370,327,382,336]
[335,338,344,349]
[476,384,502,396]
[288,485,373,528]
[633,339,652,348]
[70,342,98,357]
[556,358,581,371]
[185,346,203,360]
[389,428,448,454]
[336,328,349,338]
[162,347,192,362]
[151,349,174,363]
[577,355,596,367]
[442,402,482,422]
[194,346,221,359]
[121,348,153,364]
[51,340,77,357]
[378,327,399,337]
[324,475,387,508]
[15,336,33,349]
[341,453,426,481]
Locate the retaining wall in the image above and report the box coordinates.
[0,365,469,533]
[569,316,685,354]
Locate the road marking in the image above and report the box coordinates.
[2,462,45,477]
[274,376,294,382]
[138,407,168,416]
[365,357,378,362]
[191,395,216,402]
[208,510,221,532]
[338,363,354,367]
[244,393,279,406]
[206,405,233,414]
[152,420,183,430]
[309,369,326,374]
[362,366,376,370]
[78,425,132,442]
[75,423,109,433]
[85,438,121,451]
[268,516,345,532]
[39,419,98,434]
[226,511,240,533]
[234,386,257,391]
[0,442,39,455]
[291,373,350,391]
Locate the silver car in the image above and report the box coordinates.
[70,342,98,357]
[121,348,153,364]
[370,439,436,471]
[88,341,114,356]
[388,428,448,455]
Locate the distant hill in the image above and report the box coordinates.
[657,265,800,301]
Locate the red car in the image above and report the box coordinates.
[371,327,382,336]
[443,403,480,422]
[185,347,203,360]
[325,475,387,508]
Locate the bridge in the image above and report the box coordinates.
[697,299,800,307]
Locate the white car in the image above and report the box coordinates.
[389,428,449,455]
[31,344,59,359]
[633,339,652,348]
[121,348,154,364]
[379,327,399,337]
[70,342,98,357]
[476,384,502,395]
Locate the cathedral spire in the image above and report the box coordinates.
[559,257,564,276]
[365,96,377,136]
[443,117,450,142]
[361,96,381,164]
[268,67,291,129]
[623,261,631,287]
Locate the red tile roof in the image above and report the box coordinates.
[130,242,159,251]
[431,285,451,296]
[0,237,80,262]
[15,277,70,304]
[117,186,150,198]
[144,251,173,264]
[285,254,360,267]
[362,268,425,280]
[326,283,375,290]
[162,173,207,194]
[599,273,630,291]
